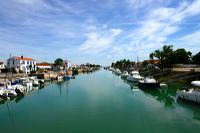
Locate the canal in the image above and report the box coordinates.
[0,69,200,133]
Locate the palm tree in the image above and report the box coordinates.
[149,52,154,60]
[152,50,164,70]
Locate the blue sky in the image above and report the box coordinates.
[0,0,200,65]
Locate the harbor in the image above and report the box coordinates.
[1,0,200,132]
[0,69,200,133]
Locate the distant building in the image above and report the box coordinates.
[144,59,160,65]
[143,59,160,69]
[64,60,72,69]
[36,63,51,70]
[0,61,5,73]
[7,56,36,73]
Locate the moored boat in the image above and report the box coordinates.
[127,71,143,82]
[63,75,71,80]
[138,76,160,88]
[177,81,200,103]
[121,71,129,78]
[114,69,121,75]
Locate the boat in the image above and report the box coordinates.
[177,81,200,103]
[57,75,64,80]
[115,69,121,75]
[127,71,143,82]
[0,83,17,99]
[121,71,129,78]
[138,76,160,88]
[191,81,200,87]
[63,75,71,80]
[29,76,40,87]
[0,81,24,98]
[19,78,33,88]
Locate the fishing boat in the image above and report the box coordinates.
[127,71,143,82]
[121,71,129,78]
[177,81,200,103]
[138,76,160,88]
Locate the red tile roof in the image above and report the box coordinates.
[15,56,34,61]
[36,63,50,66]
[144,59,160,64]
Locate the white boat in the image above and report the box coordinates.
[1,82,24,97]
[138,76,160,88]
[121,71,129,78]
[0,82,17,98]
[57,75,64,80]
[177,81,200,103]
[20,78,33,88]
[29,76,40,87]
[115,69,121,75]
[191,81,200,87]
[127,71,143,82]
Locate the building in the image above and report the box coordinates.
[143,59,160,69]
[0,61,5,73]
[36,62,51,70]
[7,56,36,73]
[64,60,72,69]
[144,59,160,65]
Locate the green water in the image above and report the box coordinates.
[0,69,200,133]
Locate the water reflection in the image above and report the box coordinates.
[141,88,176,108]
[6,102,15,126]
[177,99,200,121]
[55,80,70,96]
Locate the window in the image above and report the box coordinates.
[22,61,25,64]
[30,61,32,65]
[27,61,29,65]
[13,61,14,65]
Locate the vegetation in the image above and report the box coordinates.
[192,52,200,64]
[54,58,64,66]
[111,59,135,70]
[150,45,198,69]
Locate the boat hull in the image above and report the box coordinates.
[138,81,160,89]
[63,76,71,80]
[127,77,142,82]
[177,89,200,103]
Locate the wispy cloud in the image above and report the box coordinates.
[80,28,122,54]
[0,0,200,65]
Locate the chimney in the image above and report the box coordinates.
[21,55,23,58]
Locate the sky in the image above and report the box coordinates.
[0,0,200,65]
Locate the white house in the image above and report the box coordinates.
[7,56,36,73]
[64,60,72,69]
[0,61,5,73]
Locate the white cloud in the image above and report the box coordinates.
[79,29,122,54]
[122,0,200,55]
[178,30,200,45]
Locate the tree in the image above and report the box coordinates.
[54,58,63,66]
[192,52,200,64]
[174,48,192,64]
[149,52,154,59]
[150,45,174,69]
